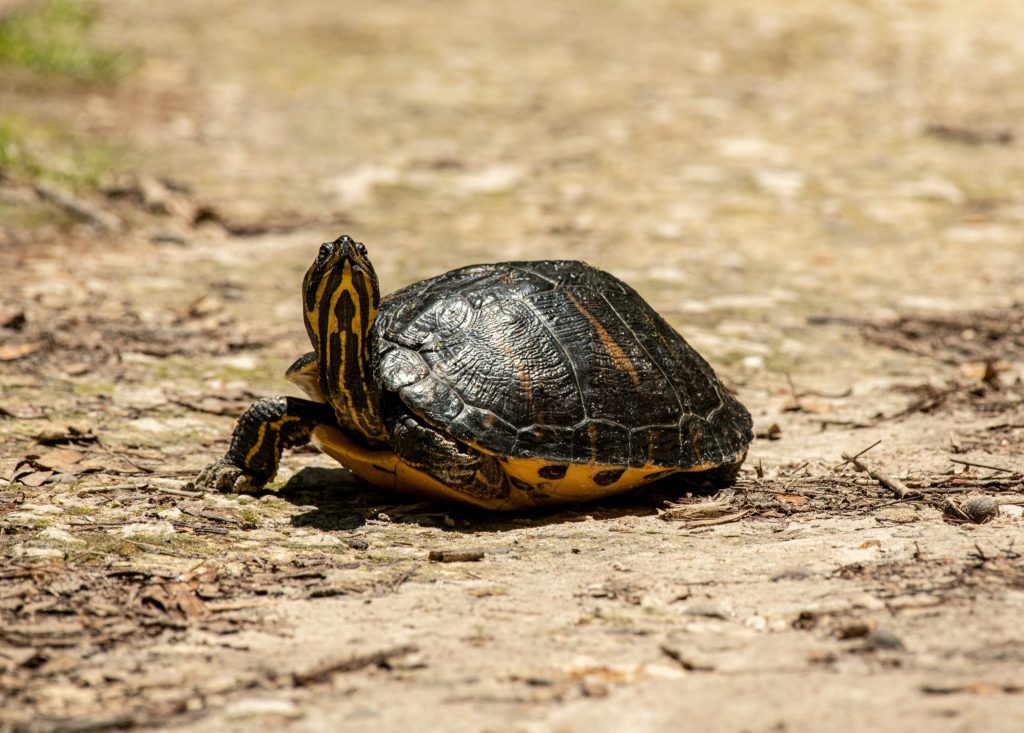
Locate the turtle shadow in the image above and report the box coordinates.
[278,466,722,534]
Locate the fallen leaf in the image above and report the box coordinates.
[0,457,19,482]
[565,664,640,684]
[783,398,833,414]
[0,490,26,512]
[0,403,48,419]
[774,494,810,510]
[0,342,47,361]
[1,310,26,330]
[142,580,208,619]
[36,652,82,675]
[184,563,219,585]
[73,459,108,474]
[180,502,245,526]
[659,500,735,521]
[35,424,97,445]
[200,507,245,525]
[174,294,225,322]
[17,470,54,487]
[34,448,85,473]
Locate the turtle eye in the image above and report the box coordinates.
[355,242,367,257]
[318,243,332,259]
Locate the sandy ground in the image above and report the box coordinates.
[2,1,1024,731]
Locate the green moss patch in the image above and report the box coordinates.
[0,0,135,82]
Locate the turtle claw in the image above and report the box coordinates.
[192,459,261,494]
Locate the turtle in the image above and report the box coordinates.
[193,234,753,509]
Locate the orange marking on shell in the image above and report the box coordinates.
[564,291,641,387]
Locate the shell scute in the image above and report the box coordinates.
[514,424,573,460]
[447,406,517,454]
[629,425,681,468]
[428,298,584,429]
[399,374,464,425]
[378,347,430,392]
[571,421,630,465]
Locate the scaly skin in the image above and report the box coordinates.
[192,396,336,493]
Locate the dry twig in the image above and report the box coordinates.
[34,182,120,231]
[293,645,419,685]
[949,457,1017,474]
[840,446,916,501]
[681,509,752,528]
[833,440,881,470]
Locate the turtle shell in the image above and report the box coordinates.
[372,261,752,469]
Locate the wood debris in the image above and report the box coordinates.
[292,645,420,685]
[428,549,485,563]
[34,181,121,231]
[838,442,916,501]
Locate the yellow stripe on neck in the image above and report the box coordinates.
[321,261,385,441]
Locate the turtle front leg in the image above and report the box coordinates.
[387,408,509,501]
[193,396,337,493]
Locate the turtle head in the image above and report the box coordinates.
[302,234,379,348]
[302,235,375,315]
[300,235,385,441]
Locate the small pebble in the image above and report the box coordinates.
[862,629,906,652]
[771,567,812,581]
[962,496,999,524]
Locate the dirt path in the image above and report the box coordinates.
[2,1,1023,731]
